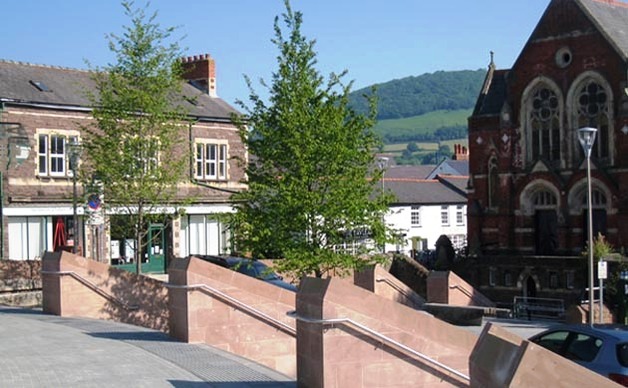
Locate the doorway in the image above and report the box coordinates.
[524,275,537,298]
[535,210,558,255]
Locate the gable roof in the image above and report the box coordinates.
[0,60,238,121]
[576,0,628,61]
[427,159,469,179]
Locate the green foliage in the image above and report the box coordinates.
[396,144,452,166]
[349,70,485,120]
[82,1,189,270]
[231,0,393,279]
[406,142,419,153]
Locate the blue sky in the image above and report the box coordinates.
[3,1,550,106]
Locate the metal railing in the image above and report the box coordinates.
[287,311,470,383]
[166,283,296,336]
[449,284,492,307]
[41,270,139,311]
[375,277,423,306]
[513,296,564,320]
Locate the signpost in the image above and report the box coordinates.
[598,260,607,323]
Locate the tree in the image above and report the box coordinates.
[406,142,419,153]
[231,0,392,279]
[82,1,189,273]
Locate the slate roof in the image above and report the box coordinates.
[385,165,435,180]
[0,60,238,121]
[384,178,467,205]
[426,159,469,179]
[436,175,469,196]
[472,69,507,117]
[576,0,628,60]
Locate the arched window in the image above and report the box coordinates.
[573,77,612,161]
[580,188,607,209]
[528,86,561,161]
[488,156,498,208]
[533,189,557,208]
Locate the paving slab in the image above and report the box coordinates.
[0,306,296,388]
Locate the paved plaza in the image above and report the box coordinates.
[0,305,559,387]
[0,306,296,387]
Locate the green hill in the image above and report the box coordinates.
[349,69,485,121]
[347,69,485,165]
[373,109,471,143]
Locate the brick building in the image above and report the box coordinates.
[467,0,628,306]
[0,54,246,271]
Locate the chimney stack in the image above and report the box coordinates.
[181,53,217,97]
[453,144,469,161]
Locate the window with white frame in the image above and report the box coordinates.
[410,206,421,227]
[37,131,79,177]
[124,136,159,175]
[195,141,227,180]
[456,205,465,225]
[449,234,466,250]
[441,205,449,226]
[180,215,230,257]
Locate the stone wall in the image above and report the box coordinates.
[296,276,477,387]
[0,260,42,307]
[41,251,169,332]
[168,256,297,378]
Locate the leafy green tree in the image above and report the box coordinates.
[406,142,419,153]
[82,1,189,272]
[231,0,392,279]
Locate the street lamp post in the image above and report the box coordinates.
[578,127,597,327]
[377,156,389,253]
[68,138,81,255]
[377,156,389,192]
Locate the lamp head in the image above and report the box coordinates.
[377,156,389,170]
[578,127,597,157]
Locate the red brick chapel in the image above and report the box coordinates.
[466,0,628,307]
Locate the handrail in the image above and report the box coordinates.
[287,311,470,383]
[449,284,490,306]
[41,270,139,311]
[166,283,296,337]
[375,277,423,306]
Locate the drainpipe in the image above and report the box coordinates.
[1,101,4,259]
